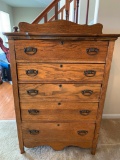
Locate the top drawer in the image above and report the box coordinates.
[15,40,108,62]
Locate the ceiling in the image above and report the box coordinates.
[1,0,53,7]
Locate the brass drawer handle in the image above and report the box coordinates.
[86,48,99,55]
[26,69,38,76]
[29,130,39,135]
[77,130,88,136]
[84,70,96,77]
[28,109,39,115]
[81,90,93,96]
[24,47,37,55]
[27,89,38,96]
[80,110,91,116]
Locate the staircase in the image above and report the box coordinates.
[32,0,94,25]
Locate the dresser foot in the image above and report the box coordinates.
[91,148,96,155]
[20,147,25,154]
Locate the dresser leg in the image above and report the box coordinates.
[91,147,96,155]
[20,147,25,154]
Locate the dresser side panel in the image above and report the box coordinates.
[9,40,24,153]
[91,40,115,154]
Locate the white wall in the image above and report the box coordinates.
[0,1,14,29]
[79,0,96,24]
[98,0,120,115]
[13,7,55,26]
[13,7,45,25]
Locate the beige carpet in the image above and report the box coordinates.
[0,119,120,160]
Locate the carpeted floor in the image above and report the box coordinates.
[0,119,120,160]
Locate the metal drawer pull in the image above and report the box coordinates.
[26,69,38,76]
[27,89,38,96]
[84,70,96,77]
[28,109,39,115]
[86,48,99,55]
[77,130,88,136]
[81,90,93,96]
[80,110,91,116]
[24,47,37,55]
[29,130,39,135]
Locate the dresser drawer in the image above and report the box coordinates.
[15,40,108,62]
[17,63,104,83]
[19,84,101,102]
[22,122,95,142]
[21,102,98,122]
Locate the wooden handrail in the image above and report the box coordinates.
[31,0,90,25]
[32,0,60,24]
[49,0,74,22]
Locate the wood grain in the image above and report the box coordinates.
[19,20,103,34]
[20,102,98,122]
[4,20,120,154]
[19,84,101,102]
[91,41,116,155]
[23,140,92,150]
[15,40,108,62]
[0,82,15,120]
[8,40,24,153]
[17,63,105,83]
[22,122,95,141]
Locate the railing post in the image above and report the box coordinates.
[74,0,77,22]
[86,0,90,24]
[65,0,70,20]
[55,3,58,20]
[61,10,63,20]
[44,14,47,23]
[76,0,80,24]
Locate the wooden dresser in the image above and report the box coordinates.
[5,20,120,155]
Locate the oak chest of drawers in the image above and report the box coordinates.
[5,20,120,155]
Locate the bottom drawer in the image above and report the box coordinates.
[22,122,95,142]
[23,140,93,150]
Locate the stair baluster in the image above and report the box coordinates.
[76,0,80,23]
[86,0,90,24]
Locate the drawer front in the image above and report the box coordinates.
[21,102,98,121]
[17,63,105,83]
[19,84,101,102]
[23,140,93,149]
[15,40,108,62]
[22,122,95,142]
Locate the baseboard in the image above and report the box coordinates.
[102,114,120,119]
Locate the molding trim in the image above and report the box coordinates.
[102,114,120,119]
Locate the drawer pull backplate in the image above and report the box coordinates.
[24,47,37,55]
[27,89,38,96]
[84,70,96,77]
[81,90,93,96]
[86,48,99,55]
[26,69,38,76]
[77,130,88,136]
[80,110,91,116]
[28,109,40,115]
[29,130,39,135]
